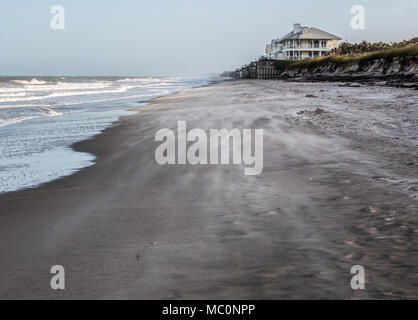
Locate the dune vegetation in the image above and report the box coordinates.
[278,45,418,75]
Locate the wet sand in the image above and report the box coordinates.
[0,80,417,299]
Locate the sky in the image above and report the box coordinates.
[0,0,417,76]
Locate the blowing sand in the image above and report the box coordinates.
[0,80,416,299]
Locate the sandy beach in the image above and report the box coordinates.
[0,79,416,299]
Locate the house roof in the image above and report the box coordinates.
[279,26,342,42]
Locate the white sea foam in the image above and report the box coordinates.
[0,87,133,103]
[0,76,210,129]
[10,78,46,85]
[0,115,41,127]
[0,92,26,98]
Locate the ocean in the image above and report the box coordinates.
[0,76,213,193]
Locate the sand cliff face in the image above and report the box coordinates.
[281,56,417,78]
[230,50,418,82]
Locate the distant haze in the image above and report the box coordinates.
[1,0,417,76]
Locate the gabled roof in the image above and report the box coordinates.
[279,26,341,42]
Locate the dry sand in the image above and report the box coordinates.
[0,80,416,299]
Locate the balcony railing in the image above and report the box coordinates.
[282,43,330,50]
[282,46,329,50]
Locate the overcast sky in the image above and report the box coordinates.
[0,0,417,76]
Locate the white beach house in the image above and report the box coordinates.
[268,24,342,60]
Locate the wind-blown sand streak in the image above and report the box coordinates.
[0,80,416,299]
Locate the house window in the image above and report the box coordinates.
[314,40,320,48]
[321,41,327,48]
[309,51,312,58]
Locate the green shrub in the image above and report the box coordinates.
[326,38,418,56]
[285,45,417,73]
[272,60,299,73]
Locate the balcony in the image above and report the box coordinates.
[281,41,330,51]
[282,46,329,51]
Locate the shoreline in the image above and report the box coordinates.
[0,79,416,299]
[71,83,213,167]
[0,79,218,196]
[71,80,223,179]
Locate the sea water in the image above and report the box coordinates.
[0,76,213,193]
